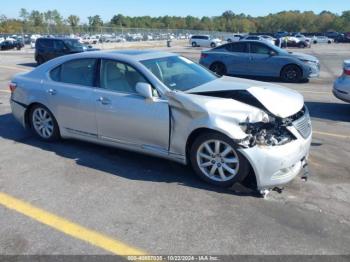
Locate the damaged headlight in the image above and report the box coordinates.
[239,114,295,147]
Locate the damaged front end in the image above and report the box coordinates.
[238,114,296,148]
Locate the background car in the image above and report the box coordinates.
[333,60,350,103]
[285,36,310,48]
[189,35,222,48]
[35,37,98,65]
[312,35,333,44]
[199,40,320,82]
[226,34,244,42]
[241,35,275,45]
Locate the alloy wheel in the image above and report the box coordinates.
[32,107,54,139]
[196,139,240,182]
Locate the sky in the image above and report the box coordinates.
[2,0,349,22]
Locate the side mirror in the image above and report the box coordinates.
[136,82,153,99]
[269,50,277,56]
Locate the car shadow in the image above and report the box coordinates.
[306,101,350,122]
[0,113,260,198]
[17,63,37,68]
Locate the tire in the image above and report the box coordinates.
[299,43,306,48]
[210,42,216,48]
[281,64,303,83]
[227,39,232,43]
[36,56,45,65]
[190,132,250,187]
[192,42,197,47]
[328,41,332,44]
[30,105,60,141]
[209,62,227,76]
[313,40,317,44]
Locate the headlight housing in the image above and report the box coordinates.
[239,112,295,147]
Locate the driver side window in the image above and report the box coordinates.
[249,43,272,55]
[100,59,152,95]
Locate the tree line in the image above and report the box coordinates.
[1,8,350,34]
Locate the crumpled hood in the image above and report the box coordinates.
[186,76,304,118]
[289,52,319,63]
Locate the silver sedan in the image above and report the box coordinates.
[10,50,312,193]
[333,60,350,103]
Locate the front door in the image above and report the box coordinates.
[94,59,169,151]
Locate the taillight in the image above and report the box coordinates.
[344,69,350,75]
[9,82,17,93]
[201,53,208,59]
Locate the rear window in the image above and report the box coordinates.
[49,58,97,87]
[226,42,248,53]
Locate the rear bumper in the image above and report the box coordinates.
[10,99,27,128]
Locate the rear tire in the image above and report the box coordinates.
[210,42,216,48]
[190,132,250,187]
[209,62,227,76]
[281,64,302,83]
[36,56,45,65]
[30,105,60,141]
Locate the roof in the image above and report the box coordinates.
[83,49,177,61]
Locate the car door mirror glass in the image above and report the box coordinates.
[136,82,153,99]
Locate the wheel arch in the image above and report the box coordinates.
[24,102,58,130]
[280,63,304,78]
[185,127,257,188]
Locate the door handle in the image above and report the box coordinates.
[47,89,57,95]
[97,97,111,105]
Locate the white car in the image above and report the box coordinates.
[190,35,222,48]
[226,34,244,43]
[333,60,350,103]
[313,36,333,44]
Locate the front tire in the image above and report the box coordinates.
[190,132,250,187]
[210,42,216,48]
[191,42,197,47]
[209,62,227,76]
[281,64,302,83]
[30,105,60,141]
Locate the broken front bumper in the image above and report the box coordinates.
[239,130,312,190]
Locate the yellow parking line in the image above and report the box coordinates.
[0,192,146,256]
[0,90,11,93]
[313,130,350,139]
[0,65,29,72]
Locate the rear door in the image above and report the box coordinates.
[224,42,250,75]
[45,58,98,137]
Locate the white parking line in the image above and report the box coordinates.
[313,130,350,139]
[0,65,29,72]
[0,90,10,93]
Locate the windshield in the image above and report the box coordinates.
[63,39,84,51]
[141,56,217,91]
